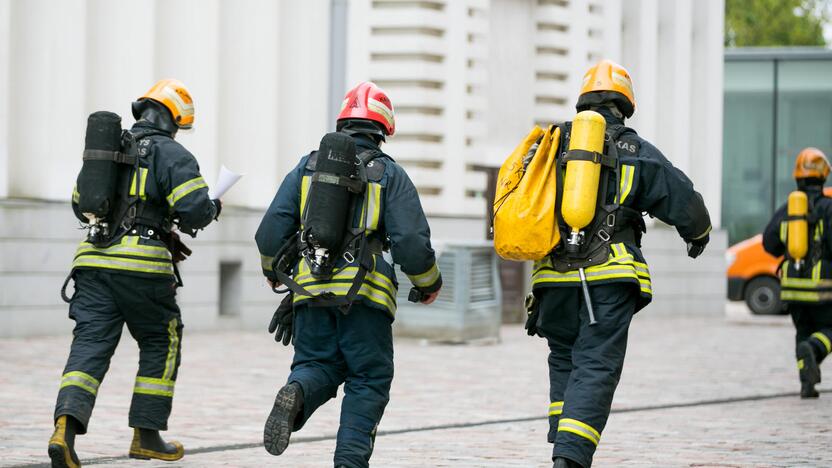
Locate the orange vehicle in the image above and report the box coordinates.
[727,187,832,314]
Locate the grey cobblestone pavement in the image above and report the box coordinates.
[1,314,830,467]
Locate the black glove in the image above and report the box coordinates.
[165,231,192,263]
[686,234,709,259]
[268,294,294,346]
[211,199,222,220]
[524,293,540,337]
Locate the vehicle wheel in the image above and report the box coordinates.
[744,276,782,315]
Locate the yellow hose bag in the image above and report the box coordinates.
[493,125,561,261]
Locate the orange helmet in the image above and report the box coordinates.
[794,147,831,181]
[137,79,195,129]
[576,59,636,118]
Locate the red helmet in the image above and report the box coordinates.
[337,81,395,136]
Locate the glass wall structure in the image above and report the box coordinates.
[724,49,832,245]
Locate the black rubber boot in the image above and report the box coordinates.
[798,341,821,399]
[264,382,304,456]
[553,456,584,468]
[128,428,184,461]
[48,415,81,468]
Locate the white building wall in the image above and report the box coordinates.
[0,0,331,337]
[0,0,726,336]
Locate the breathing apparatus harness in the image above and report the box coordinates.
[549,122,646,273]
[62,125,181,303]
[271,145,388,314]
[783,188,825,277]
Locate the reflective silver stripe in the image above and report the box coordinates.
[548,401,564,416]
[558,418,600,445]
[134,377,175,397]
[163,318,180,381]
[167,176,208,207]
[60,371,100,396]
[408,263,440,288]
[72,255,174,275]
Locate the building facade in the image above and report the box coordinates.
[0,0,726,337]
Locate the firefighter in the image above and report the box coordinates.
[762,148,832,399]
[255,81,442,468]
[524,60,712,468]
[49,79,221,468]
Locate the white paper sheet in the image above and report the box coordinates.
[208,165,243,199]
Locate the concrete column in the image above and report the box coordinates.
[690,0,724,226]
[216,0,281,207]
[85,1,155,120]
[0,0,10,198]
[8,0,87,201]
[621,0,658,142]
[276,0,331,183]
[154,0,221,197]
[487,0,535,164]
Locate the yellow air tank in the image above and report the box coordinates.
[562,110,607,251]
[787,190,809,268]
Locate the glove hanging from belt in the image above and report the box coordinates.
[165,231,192,263]
[268,293,295,346]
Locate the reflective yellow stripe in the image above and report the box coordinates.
[798,359,805,369]
[781,277,832,290]
[558,418,600,446]
[407,263,440,288]
[811,332,832,354]
[162,318,180,381]
[134,376,175,398]
[261,255,275,271]
[780,222,788,243]
[293,261,397,311]
[533,243,651,293]
[815,222,823,241]
[129,168,149,200]
[692,225,712,240]
[72,255,174,275]
[166,176,207,207]
[548,401,563,416]
[813,262,822,282]
[75,242,171,261]
[365,182,382,231]
[60,371,100,396]
[72,186,80,203]
[618,164,635,204]
[300,175,311,224]
[780,290,832,302]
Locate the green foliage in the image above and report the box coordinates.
[725,0,829,47]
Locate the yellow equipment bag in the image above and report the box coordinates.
[493,125,561,261]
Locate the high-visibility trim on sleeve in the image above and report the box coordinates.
[60,371,100,396]
[72,186,80,204]
[162,318,180,381]
[166,176,207,208]
[557,418,601,446]
[407,263,440,289]
[617,164,635,204]
[811,332,832,354]
[134,376,175,398]
[691,225,712,240]
[261,255,275,271]
[548,401,564,416]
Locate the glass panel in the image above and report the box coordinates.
[722,60,775,245]
[775,60,832,204]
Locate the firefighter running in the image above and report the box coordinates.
[498,60,712,468]
[763,147,832,399]
[49,79,221,468]
[255,81,442,468]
